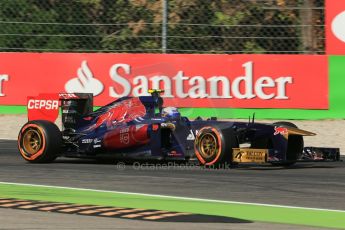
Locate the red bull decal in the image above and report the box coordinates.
[84,97,146,131]
[274,126,288,135]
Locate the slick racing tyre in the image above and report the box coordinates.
[18,120,62,163]
[271,121,304,167]
[194,126,238,168]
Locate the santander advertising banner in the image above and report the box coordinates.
[0,53,327,109]
[326,0,345,54]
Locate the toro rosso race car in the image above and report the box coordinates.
[18,90,340,167]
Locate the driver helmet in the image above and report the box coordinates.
[162,107,180,119]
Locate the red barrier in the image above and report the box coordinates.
[326,0,345,54]
[0,53,328,109]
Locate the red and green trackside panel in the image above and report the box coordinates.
[1,56,345,119]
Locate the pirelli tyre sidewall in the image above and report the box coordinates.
[194,126,238,167]
[18,120,62,163]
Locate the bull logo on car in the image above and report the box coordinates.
[274,126,288,135]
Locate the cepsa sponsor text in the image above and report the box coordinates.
[27,100,59,110]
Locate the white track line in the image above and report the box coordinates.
[0,181,345,213]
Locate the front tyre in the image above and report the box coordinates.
[18,120,62,163]
[194,126,238,167]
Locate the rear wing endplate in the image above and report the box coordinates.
[27,93,93,123]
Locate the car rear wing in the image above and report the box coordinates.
[27,93,93,129]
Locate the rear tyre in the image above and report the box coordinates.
[194,126,238,168]
[271,121,304,167]
[18,120,62,163]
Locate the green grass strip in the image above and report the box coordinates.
[0,183,344,229]
[180,108,344,119]
[0,106,27,114]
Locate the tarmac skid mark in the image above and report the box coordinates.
[0,198,250,223]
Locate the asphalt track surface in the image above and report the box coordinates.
[0,139,344,229]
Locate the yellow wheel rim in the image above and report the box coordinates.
[22,128,43,155]
[198,132,219,159]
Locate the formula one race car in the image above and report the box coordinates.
[18,90,340,167]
